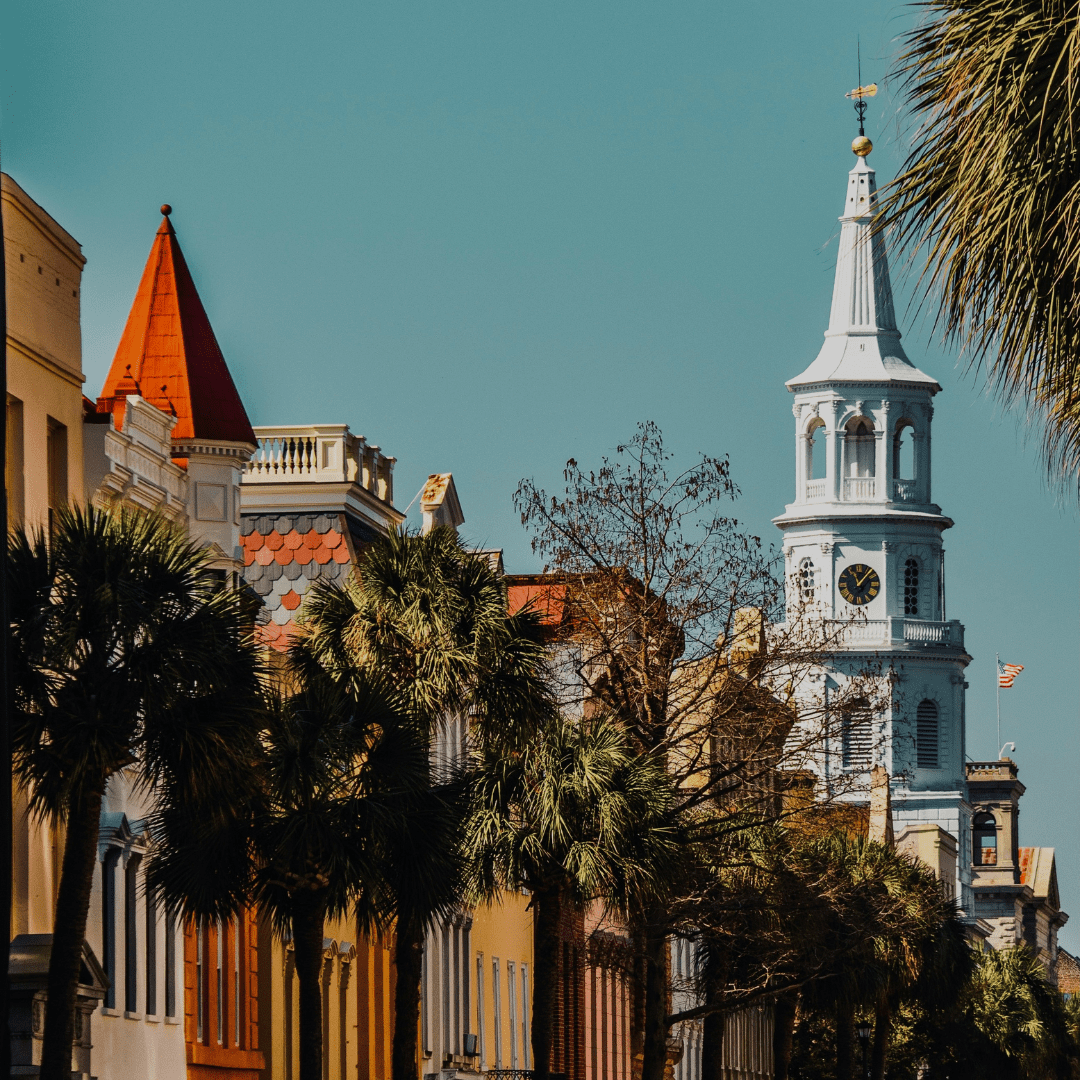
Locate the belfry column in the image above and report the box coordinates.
[794,404,806,501]
[878,401,893,498]
[826,402,841,501]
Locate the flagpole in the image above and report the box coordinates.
[996,652,1001,756]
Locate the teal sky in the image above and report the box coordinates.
[5,1,1078,947]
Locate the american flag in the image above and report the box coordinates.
[998,661,1025,689]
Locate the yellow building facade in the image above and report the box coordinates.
[4,170,86,943]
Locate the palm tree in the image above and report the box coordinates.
[8,505,262,1080]
[789,832,967,1080]
[150,657,439,1080]
[964,945,1074,1080]
[882,0,1080,485]
[298,525,553,1080]
[465,712,677,1080]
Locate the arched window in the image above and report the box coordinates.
[808,420,826,480]
[916,699,939,768]
[841,700,872,769]
[973,813,997,866]
[904,558,920,616]
[798,558,816,604]
[893,420,916,480]
[844,418,876,478]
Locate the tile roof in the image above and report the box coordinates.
[242,512,357,651]
[97,205,256,446]
[507,582,567,627]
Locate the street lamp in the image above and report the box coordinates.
[856,1022,872,1079]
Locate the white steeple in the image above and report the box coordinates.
[775,140,974,920]
[788,154,940,391]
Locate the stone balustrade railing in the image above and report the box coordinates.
[243,424,395,504]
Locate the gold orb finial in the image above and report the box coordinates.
[852,135,873,157]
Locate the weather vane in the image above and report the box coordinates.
[845,38,877,157]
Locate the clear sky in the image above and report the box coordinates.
[5,0,1078,948]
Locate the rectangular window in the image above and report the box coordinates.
[6,395,24,526]
[46,417,67,535]
[197,919,204,1041]
[217,920,224,1044]
[421,941,430,1053]
[165,911,177,1018]
[125,855,140,1013]
[462,921,471,1046]
[102,849,119,1009]
[476,955,486,1069]
[492,958,502,1068]
[508,961,518,1068]
[442,923,452,1055]
[234,917,241,1047]
[521,962,531,1069]
[145,884,157,1015]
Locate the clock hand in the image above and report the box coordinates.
[855,568,874,587]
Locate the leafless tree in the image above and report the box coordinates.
[514,422,886,1080]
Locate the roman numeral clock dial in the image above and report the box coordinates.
[838,563,880,605]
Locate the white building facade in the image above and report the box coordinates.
[774,146,974,915]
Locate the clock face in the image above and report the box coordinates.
[838,563,880,606]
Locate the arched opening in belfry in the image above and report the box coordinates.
[973,812,998,866]
[893,419,916,480]
[808,419,826,480]
[844,417,875,478]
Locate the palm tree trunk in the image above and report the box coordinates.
[39,783,104,1080]
[640,920,670,1080]
[531,883,561,1080]
[772,993,797,1080]
[698,947,725,1080]
[835,1001,855,1080]
[870,998,889,1080]
[700,1009,724,1080]
[292,894,327,1080]
[392,908,424,1080]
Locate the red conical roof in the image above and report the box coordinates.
[98,205,256,445]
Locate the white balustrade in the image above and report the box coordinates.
[902,620,959,645]
[773,617,964,650]
[833,617,963,648]
[805,478,826,500]
[243,424,395,502]
[843,476,876,500]
[892,479,917,502]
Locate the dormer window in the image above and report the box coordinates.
[973,813,998,865]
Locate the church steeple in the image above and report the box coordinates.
[774,131,972,917]
[787,151,939,391]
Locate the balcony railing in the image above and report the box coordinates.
[843,477,875,500]
[243,424,395,504]
[805,478,826,500]
[776,617,964,650]
[892,479,917,502]
[837,617,964,649]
